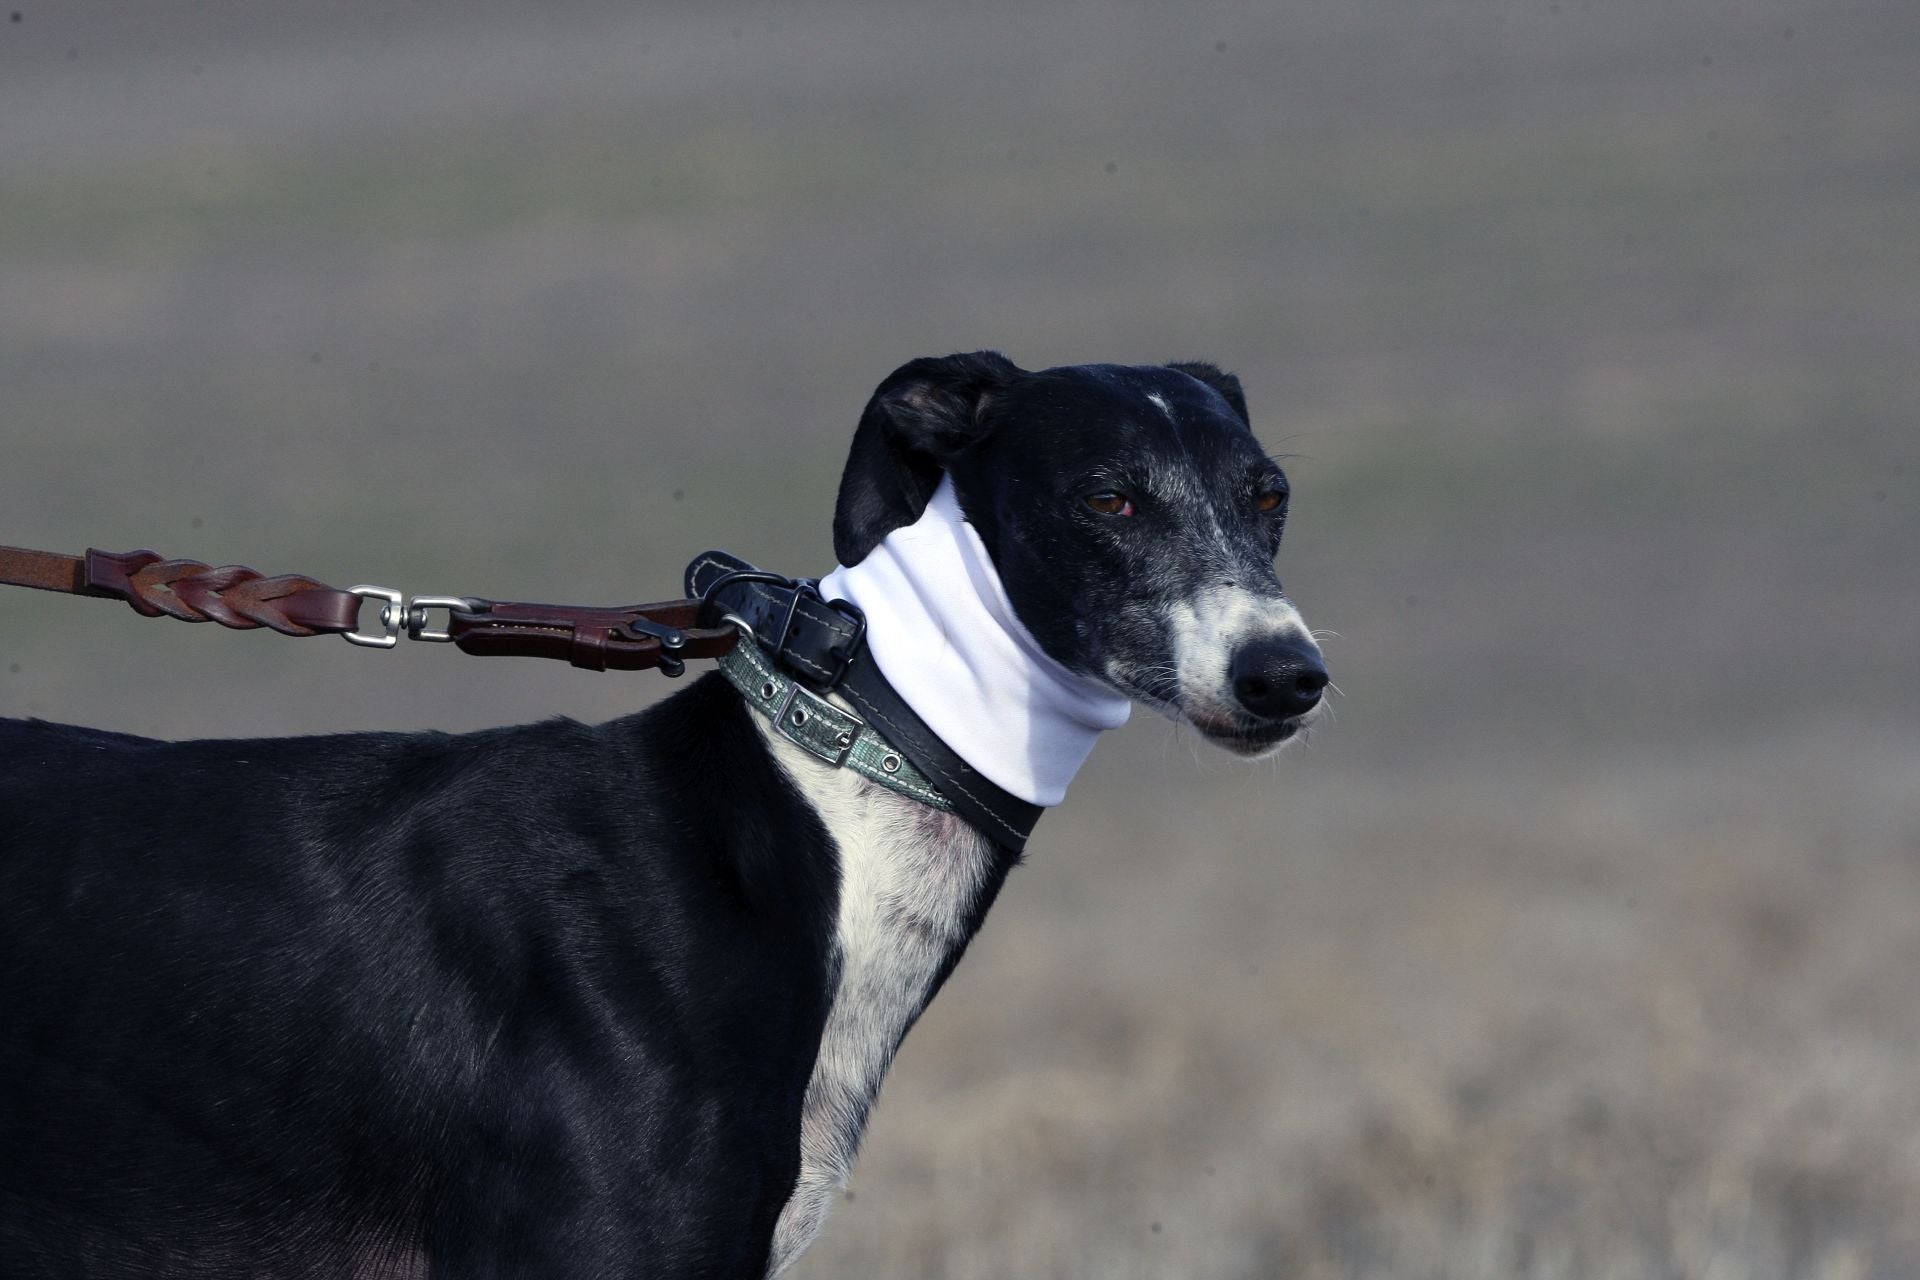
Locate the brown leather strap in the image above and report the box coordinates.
[447,600,736,672]
[0,542,737,674]
[0,545,102,596]
[0,544,362,637]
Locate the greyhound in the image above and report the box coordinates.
[0,352,1326,1278]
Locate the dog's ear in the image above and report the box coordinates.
[833,351,1022,565]
[1166,361,1250,424]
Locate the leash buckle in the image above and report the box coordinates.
[772,579,866,691]
[770,579,818,669]
[820,596,866,689]
[699,566,867,690]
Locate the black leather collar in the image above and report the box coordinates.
[686,551,1043,855]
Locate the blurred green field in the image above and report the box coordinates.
[3,2,1917,1275]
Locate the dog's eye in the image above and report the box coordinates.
[1254,490,1285,513]
[1084,492,1135,517]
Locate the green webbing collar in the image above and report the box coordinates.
[719,635,955,813]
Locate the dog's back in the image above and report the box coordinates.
[0,677,839,1279]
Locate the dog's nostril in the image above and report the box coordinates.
[1229,640,1328,720]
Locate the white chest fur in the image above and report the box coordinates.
[752,715,999,1277]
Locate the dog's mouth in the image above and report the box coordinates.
[1103,669,1317,757]
[1186,711,1304,757]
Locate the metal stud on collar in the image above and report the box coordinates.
[715,626,952,813]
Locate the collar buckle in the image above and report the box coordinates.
[698,568,867,690]
[723,630,863,768]
[771,680,860,767]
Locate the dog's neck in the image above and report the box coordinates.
[819,476,1130,808]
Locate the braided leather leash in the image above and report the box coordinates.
[0,542,1044,849]
[0,543,737,676]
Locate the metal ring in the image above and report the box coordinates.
[700,568,797,602]
[718,611,758,647]
[699,569,797,628]
[881,753,901,774]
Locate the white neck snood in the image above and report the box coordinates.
[818,477,1131,808]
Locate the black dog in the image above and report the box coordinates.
[0,353,1326,1278]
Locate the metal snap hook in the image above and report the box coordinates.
[343,586,403,648]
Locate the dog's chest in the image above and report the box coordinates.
[752,719,998,1276]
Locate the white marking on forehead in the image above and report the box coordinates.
[1144,391,1174,422]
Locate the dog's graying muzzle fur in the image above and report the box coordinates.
[1157,581,1325,755]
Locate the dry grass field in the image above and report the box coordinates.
[3,2,1918,1275]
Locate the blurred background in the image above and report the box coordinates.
[3,2,1917,1275]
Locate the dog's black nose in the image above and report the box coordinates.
[1230,637,1328,720]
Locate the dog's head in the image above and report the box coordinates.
[834,352,1327,756]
